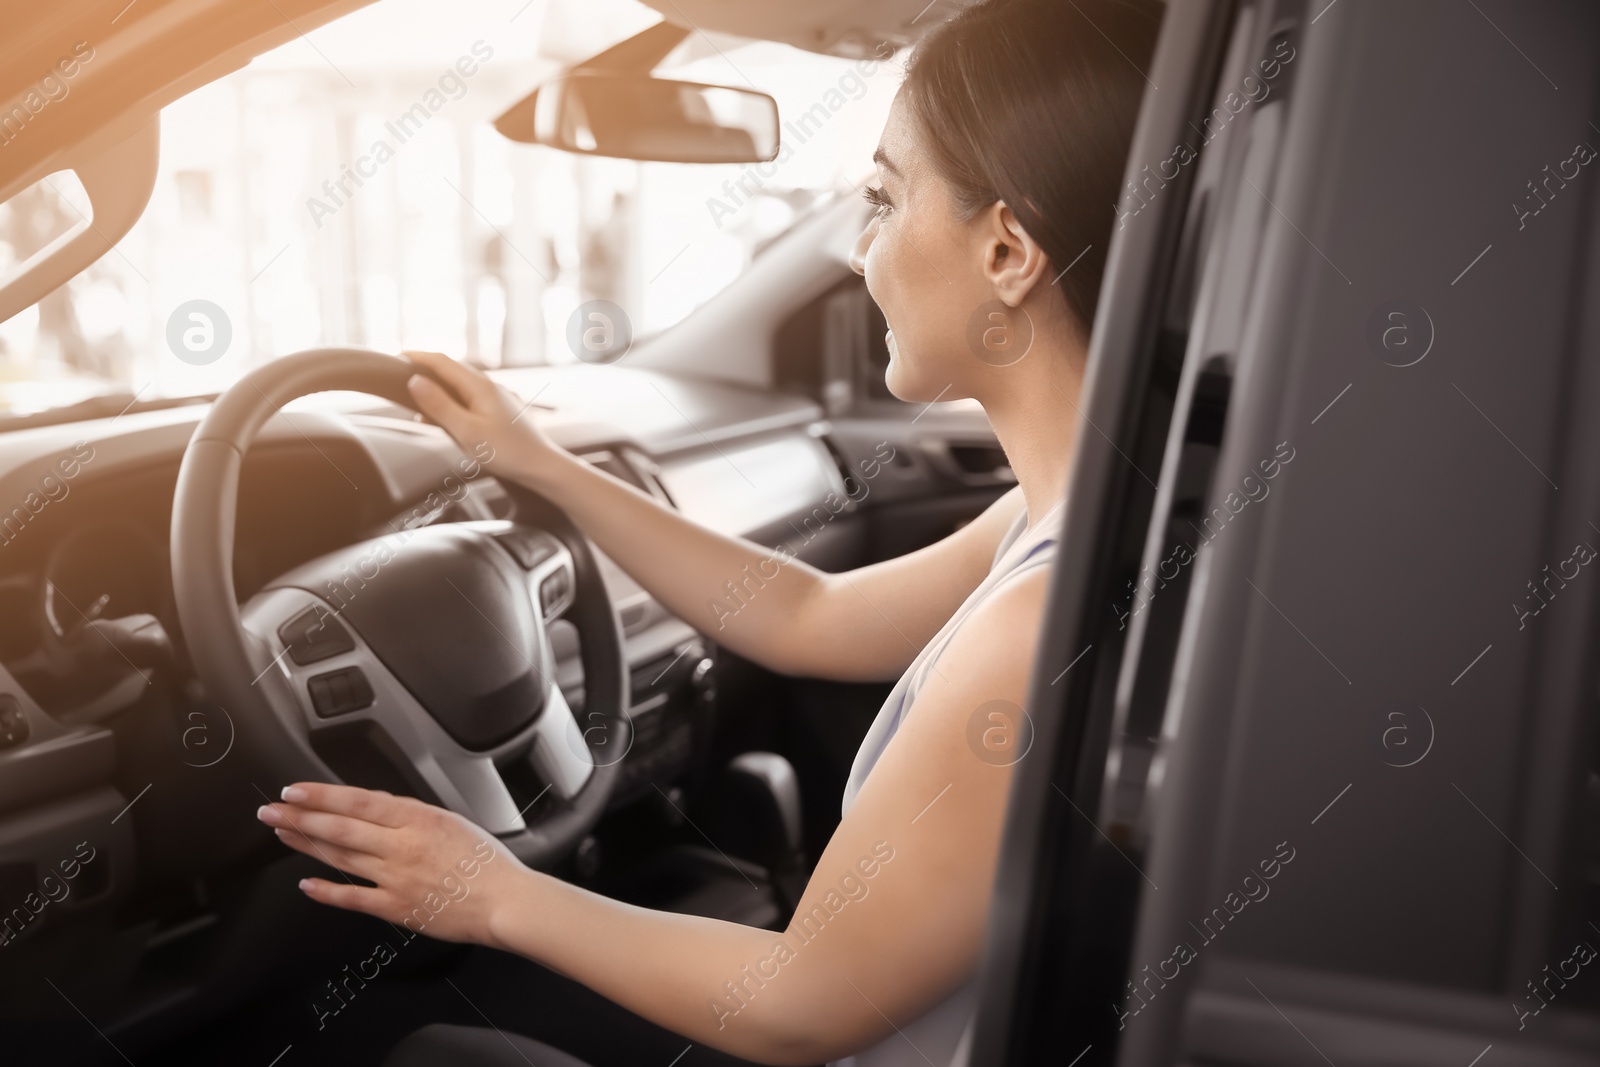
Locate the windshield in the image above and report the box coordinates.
[0,0,896,417]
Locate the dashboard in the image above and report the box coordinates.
[0,361,859,849]
[0,367,835,672]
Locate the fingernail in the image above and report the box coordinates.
[298,879,315,893]
[281,785,308,803]
[256,804,281,825]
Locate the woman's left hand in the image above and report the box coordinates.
[257,782,530,946]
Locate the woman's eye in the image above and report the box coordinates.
[862,185,894,218]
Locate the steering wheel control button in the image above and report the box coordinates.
[491,527,559,570]
[0,695,28,749]
[307,667,375,719]
[539,567,573,617]
[277,606,355,665]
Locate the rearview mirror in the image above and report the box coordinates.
[494,71,779,164]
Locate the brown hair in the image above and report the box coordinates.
[903,0,1162,338]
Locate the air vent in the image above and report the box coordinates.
[948,443,1010,477]
[582,450,643,491]
[582,448,676,508]
[815,433,862,498]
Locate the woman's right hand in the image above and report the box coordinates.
[403,350,560,488]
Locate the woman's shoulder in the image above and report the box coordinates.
[878,565,1051,772]
[929,563,1053,706]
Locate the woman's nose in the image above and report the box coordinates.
[849,216,877,276]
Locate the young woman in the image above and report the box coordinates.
[255,0,1160,1063]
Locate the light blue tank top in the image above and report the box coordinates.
[833,499,1063,1067]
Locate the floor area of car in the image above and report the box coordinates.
[140,803,794,1067]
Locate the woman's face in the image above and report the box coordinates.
[851,91,1021,404]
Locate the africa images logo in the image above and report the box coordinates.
[166,299,232,366]
[965,301,1033,367]
[565,300,633,364]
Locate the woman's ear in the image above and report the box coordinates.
[979,201,1052,308]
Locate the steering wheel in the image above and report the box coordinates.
[170,349,629,869]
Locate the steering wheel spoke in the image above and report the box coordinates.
[528,683,595,800]
[422,752,526,836]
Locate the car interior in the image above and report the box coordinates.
[0,1,1014,1063]
[5,1,1600,1066]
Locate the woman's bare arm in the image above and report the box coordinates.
[406,350,1026,682]
[260,567,1050,1064]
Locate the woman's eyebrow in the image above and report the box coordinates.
[872,146,902,176]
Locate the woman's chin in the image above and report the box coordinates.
[883,361,949,406]
[883,333,959,404]
[882,356,913,403]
